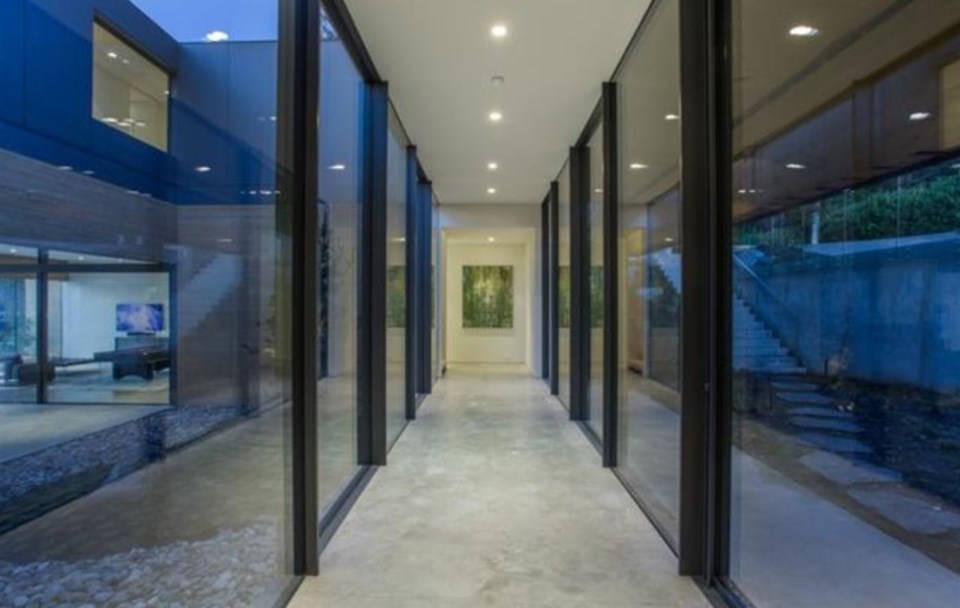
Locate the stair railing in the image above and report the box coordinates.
[733,252,803,366]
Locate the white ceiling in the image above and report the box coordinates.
[345,0,650,204]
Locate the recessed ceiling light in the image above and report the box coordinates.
[738,189,747,194]
[629,163,648,170]
[204,31,230,43]
[789,25,819,37]
[487,162,499,171]
[786,163,806,170]
[78,256,86,261]
[393,237,406,243]
[195,165,212,173]
[665,114,680,121]
[488,237,496,243]
[489,110,503,123]
[57,165,73,171]
[9,249,18,254]
[909,111,931,122]
[487,187,498,195]
[217,238,234,244]
[594,188,603,194]
[122,59,130,65]
[665,237,675,243]
[490,24,508,39]
[102,117,119,124]
[82,170,95,176]
[107,52,118,59]
[329,163,346,171]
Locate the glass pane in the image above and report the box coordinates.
[615,0,681,543]
[47,272,170,404]
[729,1,960,606]
[317,13,361,515]
[386,109,409,446]
[0,273,39,403]
[0,1,294,603]
[557,161,572,410]
[93,23,170,151]
[586,125,604,438]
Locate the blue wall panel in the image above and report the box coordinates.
[0,0,26,126]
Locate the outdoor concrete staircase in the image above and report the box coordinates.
[649,248,805,374]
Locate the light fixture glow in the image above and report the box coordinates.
[195,165,212,173]
[488,110,503,123]
[204,30,230,43]
[629,163,648,170]
[107,52,118,59]
[665,114,680,121]
[217,238,234,244]
[738,189,747,194]
[487,187,498,195]
[909,111,931,122]
[328,163,347,171]
[488,237,496,243]
[9,249,18,254]
[487,162,499,171]
[665,237,675,243]
[57,165,73,171]
[77,256,86,261]
[490,24,508,39]
[789,25,819,37]
[786,163,806,170]
[594,188,603,194]
[102,117,119,124]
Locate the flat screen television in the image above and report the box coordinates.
[116,303,164,333]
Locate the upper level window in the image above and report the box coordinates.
[92,23,169,151]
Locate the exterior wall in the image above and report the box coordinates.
[741,237,960,391]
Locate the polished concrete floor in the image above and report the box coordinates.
[291,364,708,608]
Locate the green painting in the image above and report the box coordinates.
[387,265,405,328]
[558,266,603,329]
[462,265,514,329]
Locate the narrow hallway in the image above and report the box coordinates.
[291,366,708,607]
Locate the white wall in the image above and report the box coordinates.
[446,242,529,366]
[439,203,543,372]
[55,273,169,358]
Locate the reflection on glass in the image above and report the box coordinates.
[557,162,572,410]
[586,125,604,438]
[615,0,681,543]
[729,1,960,606]
[386,110,408,446]
[0,1,294,604]
[92,23,170,150]
[316,14,361,517]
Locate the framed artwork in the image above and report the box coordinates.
[462,265,514,329]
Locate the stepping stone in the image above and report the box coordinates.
[776,391,835,405]
[772,381,820,392]
[849,487,960,535]
[789,406,854,420]
[790,416,862,433]
[801,451,901,486]
[797,432,872,454]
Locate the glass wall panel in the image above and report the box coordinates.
[386,109,409,446]
[432,193,442,382]
[0,273,38,403]
[615,0,681,542]
[586,125,604,438]
[92,22,170,151]
[0,1,295,604]
[557,161,572,410]
[47,271,170,404]
[317,14,361,515]
[729,2,960,606]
